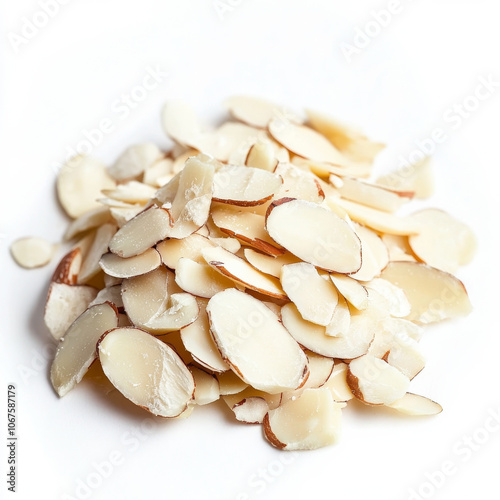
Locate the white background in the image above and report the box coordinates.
[1,1,500,499]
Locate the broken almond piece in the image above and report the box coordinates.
[323,362,353,403]
[245,141,279,171]
[263,388,342,450]
[89,284,124,309]
[156,233,216,269]
[189,366,220,406]
[216,370,248,395]
[98,327,195,417]
[10,237,57,269]
[330,273,368,310]
[266,198,362,273]
[364,278,411,318]
[101,181,157,204]
[207,289,308,394]
[386,393,442,416]
[64,207,112,241]
[50,302,119,397]
[143,293,199,334]
[325,295,351,337]
[232,397,269,424]
[108,143,162,181]
[51,248,83,285]
[273,162,325,204]
[243,248,300,278]
[99,248,161,279]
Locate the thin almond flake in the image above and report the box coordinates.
[330,274,368,310]
[243,249,301,278]
[325,295,351,337]
[102,181,157,204]
[386,393,442,416]
[232,397,269,424]
[108,143,162,181]
[99,248,161,279]
[64,207,112,241]
[143,293,199,334]
[51,248,82,284]
[322,362,353,403]
[89,284,124,310]
[189,366,220,406]
[156,233,216,269]
[216,370,249,395]
[273,162,325,204]
[10,237,57,269]
[245,141,279,171]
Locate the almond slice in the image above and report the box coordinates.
[109,204,146,228]
[348,224,388,281]
[143,157,174,187]
[266,198,362,273]
[263,388,342,450]
[98,327,195,417]
[364,278,411,318]
[281,263,338,326]
[57,155,116,218]
[222,387,281,410]
[212,165,282,206]
[10,237,57,269]
[243,248,301,278]
[322,362,353,402]
[44,283,98,340]
[50,302,119,397]
[380,261,472,323]
[386,393,443,416]
[273,162,325,204]
[161,100,206,150]
[109,206,172,258]
[381,234,416,262]
[245,141,279,171]
[202,247,287,299]
[156,233,216,269]
[207,289,308,394]
[294,157,373,179]
[52,248,83,285]
[206,122,263,162]
[64,207,112,241]
[325,295,351,337]
[189,366,220,406]
[99,248,161,279]
[347,354,410,405]
[330,273,368,310]
[108,143,162,181]
[232,397,269,424]
[101,181,157,204]
[89,284,124,309]
[143,293,199,334]
[216,370,249,395]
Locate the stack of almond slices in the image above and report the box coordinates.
[42,96,475,450]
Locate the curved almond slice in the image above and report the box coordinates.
[380,261,472,323]
[365,278,410,318]
[78,223,117,284]
[144,293,199,334]
[223,387,281,410]
[217,370,248,395]
[349,224,389,281]
[263,388,342,450]
[64,207,112,241]
[408,208,476,273]
[109,204,146,228]
[10,237,57,269]
[303,352,335,389]
[323,362,353,402]
[245,141,279,171]
[268,118,348,165]
[294,157,373,179]
[189,366,220,406]
[202,247,287,299]
[50,302,119,397]
[89,284,124,309]
[207,289,308,394]
[225,95,302,128]
[98,327,195,417]
[57,155,116,218]
[266,199,362,273]
[325,295,351,337]
[281,303,375,359]
[102,181,157,204]
[52,248,83,285]
[386,393,442,416]
[381,234,416,262]
[212,165,282,206]
[347,354,410,405]
[143,157,174,187]
[385,335,425,380]
[306,109,385,163]
[44,283,98,340]
[208,236,241,253]
[156,233,216,269]
[161,330,194,366]
[211,206,284,257]
[273,163,325,204]
[207,122,263,162]
[243,249,300,278]
[330,274,368,310]
[161,100,206,149]
[99,248,161,279]
[281,263,338,326]
[109,206,172,258]
[232,397,269,424]
[108,143,162,181]
[332,198,421,235]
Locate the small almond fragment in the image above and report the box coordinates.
[216,370,248,395]
[245,141,279,171]
[233,397,269,424]
[89,284,124,309]
[189,366,220,406]
[10,237,57,269]
[156,233,216,269]
[330,273,368,310]
[386,393,443,416]
[243,248,301,278]
[108,143,162,181]
[273,162,325,204]
[52,248,83,285]
[325,295,351,337]
[323,362,353,403]
[64,207,112,241]
[99,248,161,279]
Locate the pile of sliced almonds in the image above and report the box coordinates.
[32,95,476,450]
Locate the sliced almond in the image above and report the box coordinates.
[294,157,373,179]
[323,362,353,402]
[156,233,216,269]
[102,181,157,204]
[325,295,351,337]
[50,302,119,397]
[243,248,300,278]
[108,143,162,181]
[330,273,368,310]
[222,387,281,411]
[52,248,82,285]
[349,224,388,281]
[143,293,199,334]
[109,204,146,228]
[364,278,411,318]
[231,397,269,424]
[143,157,174,187]
[10,237,57,269]
[161,100,206,150]
[281,263,338,326]
[381,234,416,262]
[380,261,472,323]
[386,393,442,416]
[99,248,161,279]
[44,283,98,340]
[207,289,308,394]
[98,327,195,417]
[273,162,325,204]
[216,370,248,395]
[207,122,263,162]
[89,284,124,309]
[64,207,112,241]
[189,366,220,406]
[245,141,279,171]
[266,198,362,273]
[385,335,425,380]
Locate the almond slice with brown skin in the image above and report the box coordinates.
[108,143,162,181]
[52,248,83,285]
[386,393,442,416]
[143,293,199,334]
[266,198,362,273]
[64,207,112,241]
[98,327,195,417]
[202,247,287,299]
[207,289,309,394]
[189,366,220,406]
[232,398,269,424]
[10,237,57,269]
[99,248,161,279]
[89,284,124,309]
[263,388,342,450]
[222,387,281,411]
[156,233,216,269]
[50,302,119,397]
[322,362,353,403]
[243,248,301,278]
[245,141,279,171]
[273,162,325,204]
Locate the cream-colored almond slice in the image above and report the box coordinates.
[281,263,338,326]
[266,198,362,273]
[109,204,147,228]
[294,157,373,179]
[216,370,248,395]
[263,388,342,450]
[143,157,174,187]
[381,234,416,262]
[89,284,124,310]
[331,198,421,236]
[64,206,113,241]
[161,330,194,366]
[281,303,375,359]
[98,327,195,417]
[232,397,269,424]
[322,362,353,402]
[212,165,282,206]
[385,335,426,380]
[57,155,116,218]
[161,100,206,150]
[408,208,476,273]
[386,393,442,416]
[102,181,157,204]
[380,261,472,323]
[109,206,172,258]
[44,283,98,340]
[104,274,122,287]
[108,143,162,181]
[189,366,220,406]
[349,224,389,281]
[245,141,279,171]
[273,162,325,204]
[208,236,241,253]
[52,248,82,284]
[202,247,287,299]
[206,122,263,162]
[211,206,284,256]
[222,387,281,410]
[50,302,119,397]
[143,293,199,334]
[99,248,161,279]
[330,273,368,310]
[364,278,411,318]
[175,258,235,298]
[347,354,410,405]
[302,351,335,389]
[376,156,434,199]
[243,248,301,278]
[305,109,385,163]
[10,237,57,269]
[325,295,351,337]
[156,233,216,270]
[78,223,117,284]
[268,118,349,165]
[207,289,308,394]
